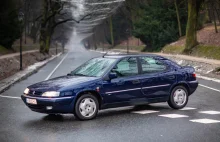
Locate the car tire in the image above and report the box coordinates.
[168,86,189,109]
[74,94,99,121]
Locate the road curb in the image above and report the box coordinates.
[0,52,62,94]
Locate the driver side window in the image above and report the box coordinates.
[113,57,138,77]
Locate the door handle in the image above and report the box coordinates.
[132,80,140,84]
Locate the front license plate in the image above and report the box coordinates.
[26,98,37,105]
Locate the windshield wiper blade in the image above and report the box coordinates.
[74,73,88,77]
[74,73,97,77]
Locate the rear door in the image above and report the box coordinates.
[139,57,176,98]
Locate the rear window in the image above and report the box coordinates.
[164,59,181,69]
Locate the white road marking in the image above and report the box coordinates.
[0,95,21,99]
[190,119,220,124]
[199,111,220,115]
[197,75,220,83]
[199,84,220,93]
[132,110,159,114]
[45,52,69,80]
[180,107,197,111]
[159,114,189,118]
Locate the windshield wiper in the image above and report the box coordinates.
[74,73,97,77]
[74,73,88,76]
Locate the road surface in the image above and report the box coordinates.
[0,49,220,142]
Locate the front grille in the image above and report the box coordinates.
[28,90,42,96]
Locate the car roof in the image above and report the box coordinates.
[104,53,168,60]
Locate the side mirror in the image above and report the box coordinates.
[109,72,117,80]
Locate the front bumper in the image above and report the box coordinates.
[21,95,75,114]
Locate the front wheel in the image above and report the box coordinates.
[74,94,99,120]
[168,86,189,109]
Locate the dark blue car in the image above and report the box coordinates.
[21,54,198,120]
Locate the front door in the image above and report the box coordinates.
[102,57,143,105]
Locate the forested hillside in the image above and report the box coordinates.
[107,0,220,54]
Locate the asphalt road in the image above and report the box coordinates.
[1,48,220,142]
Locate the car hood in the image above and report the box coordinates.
[28,76,99,92]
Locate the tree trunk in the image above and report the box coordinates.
[174,0,182,37]
[212,8,218,33]
[215,8,220,24]
[213,5,220,32]
[207,9,212,23]
[185,0,199,52]
[40,0,49,54]
[109,16,114,48]
[40,26,51,54]
[93,33,97,50]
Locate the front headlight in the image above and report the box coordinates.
[24,88,30,94]
[42,91,60,97]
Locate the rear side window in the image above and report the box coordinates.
[140,57,167,74]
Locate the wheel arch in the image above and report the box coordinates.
[74,90,103,109]
[170,82,190,95]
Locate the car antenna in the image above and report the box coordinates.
[102,51,109,58]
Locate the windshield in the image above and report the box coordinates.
[71,58,116,77]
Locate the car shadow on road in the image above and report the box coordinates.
[43,114,65,121]
[22,104,171,131]
[96,104,170,119]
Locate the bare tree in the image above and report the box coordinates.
[38,0,90,53]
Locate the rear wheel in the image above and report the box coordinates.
[74,94,99,120]
[168,86,188,109]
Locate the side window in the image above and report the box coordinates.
[140,57,167,74]
[113,57,138,77]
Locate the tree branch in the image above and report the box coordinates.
[45,2,65,23]
[58,12,68,16]
[52,14,91,30]
[35,15,43,21]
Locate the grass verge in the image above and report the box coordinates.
[162,45,185,54]
[162,44,220,60]
[12,45,39,52]
[191,45,220,60]
[0,45,10,55]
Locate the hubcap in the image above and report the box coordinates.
[173,89,187,106]
[79,98,96,117]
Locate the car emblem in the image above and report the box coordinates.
[32,91,35,95]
